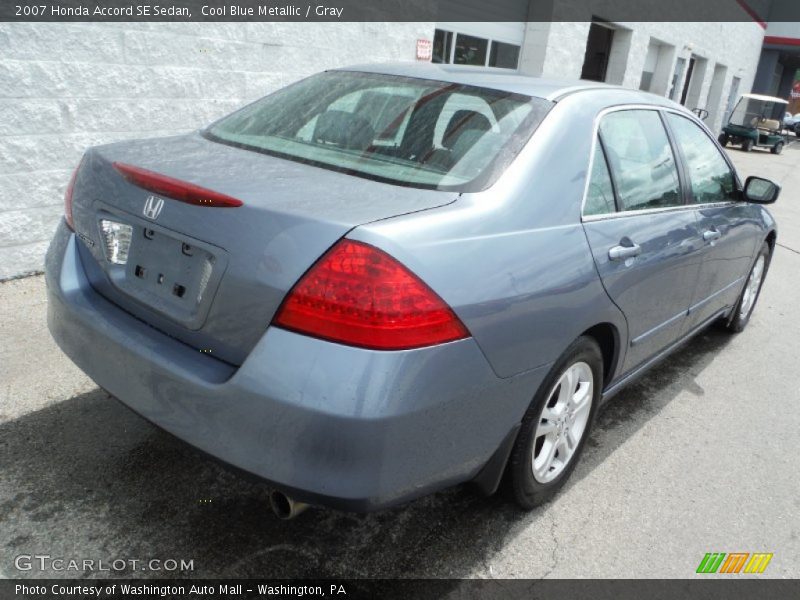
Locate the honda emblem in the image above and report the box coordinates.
[143,195,164,220]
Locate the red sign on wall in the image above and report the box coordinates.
[416,38,432,61]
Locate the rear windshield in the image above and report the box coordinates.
[204,71,553,192]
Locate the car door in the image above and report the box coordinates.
[663,112,760,330]
[582,108,704,373]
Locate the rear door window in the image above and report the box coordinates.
[599,110,682,211]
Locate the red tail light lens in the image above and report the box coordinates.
[273,240,470,350]
[112,162,243,208]
[64,158,83,230]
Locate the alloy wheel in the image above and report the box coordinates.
[531,361,594,483]
[739,255,765,320]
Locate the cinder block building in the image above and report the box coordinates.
[0,13,770,278]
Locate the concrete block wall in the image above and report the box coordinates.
[519,21,765,134]
[0,22,433,279]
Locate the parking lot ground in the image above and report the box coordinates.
[1,144,799,580]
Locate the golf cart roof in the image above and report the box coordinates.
[741,93,788,104]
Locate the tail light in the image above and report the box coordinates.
[64,157,84,230]
[112,162,243,208]
[273,240,469,350]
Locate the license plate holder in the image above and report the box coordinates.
[97,209,227,330]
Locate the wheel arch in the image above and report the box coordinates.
[472,323,620,496]
[765,229,777,252]
[580,322,620,389]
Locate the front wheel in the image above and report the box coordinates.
[771,141,784,155]
[507,337,603,509]
[725,242,771,333]
[718,133,729,147]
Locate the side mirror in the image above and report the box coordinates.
[744,176,780,204]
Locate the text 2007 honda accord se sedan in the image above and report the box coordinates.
[46,64,779,518]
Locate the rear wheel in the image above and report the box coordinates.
[771,141,784,155]
[718,133,729,146]
[742,138,754,152]
[725,242,771,333]
[508,337,602,509]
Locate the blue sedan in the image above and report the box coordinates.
[46,64,779,518]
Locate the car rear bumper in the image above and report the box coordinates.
[45,222,547,511]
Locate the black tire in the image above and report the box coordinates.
[742,138,754,152]
[725,241,771,333]
[507,336,603,509]
[772,141,784,155]
[718,133,729,147]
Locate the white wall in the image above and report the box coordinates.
[0,20,768,279]
[519,22,765,133]
[0,22,433,279]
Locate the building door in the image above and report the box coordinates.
[705,63,728,131]
[680,57,696,105]
[670,58,687,100]
[433,22,524,69]
[434,2,526,70]
[723,77,741,125]
[581,22,615,82]
[639,41,661,91]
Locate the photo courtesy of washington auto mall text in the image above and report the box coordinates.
[2,0,800,599]
[15,583,348,598]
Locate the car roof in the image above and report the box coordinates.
[740,92,788,104]
[338,62,682,107]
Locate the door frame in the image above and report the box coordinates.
[580,104,742,221]
[658,109,753,330]
[578,103,738,374]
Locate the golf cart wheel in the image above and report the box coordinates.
[718,133,729,147]
[742,138,754,152]
[771,141,784,155]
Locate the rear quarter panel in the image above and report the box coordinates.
[351,93,636,380]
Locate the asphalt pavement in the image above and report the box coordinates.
[1,143,798,580]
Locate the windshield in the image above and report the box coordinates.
[204,71,553,191]
[729,98,784,128]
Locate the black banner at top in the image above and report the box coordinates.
[2,0,800,22]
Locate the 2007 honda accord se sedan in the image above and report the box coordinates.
[46,63,780,518]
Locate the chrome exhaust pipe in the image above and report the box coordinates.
[269,490,309,520]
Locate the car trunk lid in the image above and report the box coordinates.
[70,132,458,365]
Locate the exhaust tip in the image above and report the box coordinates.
[269,490,309,520]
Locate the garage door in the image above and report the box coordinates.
[434,0,527,69]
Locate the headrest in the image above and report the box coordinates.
[443,110,492,149]
[313,110,375,151]
[450,129,488,161]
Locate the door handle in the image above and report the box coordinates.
[608,242,642,261]
[703,229,722,242]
